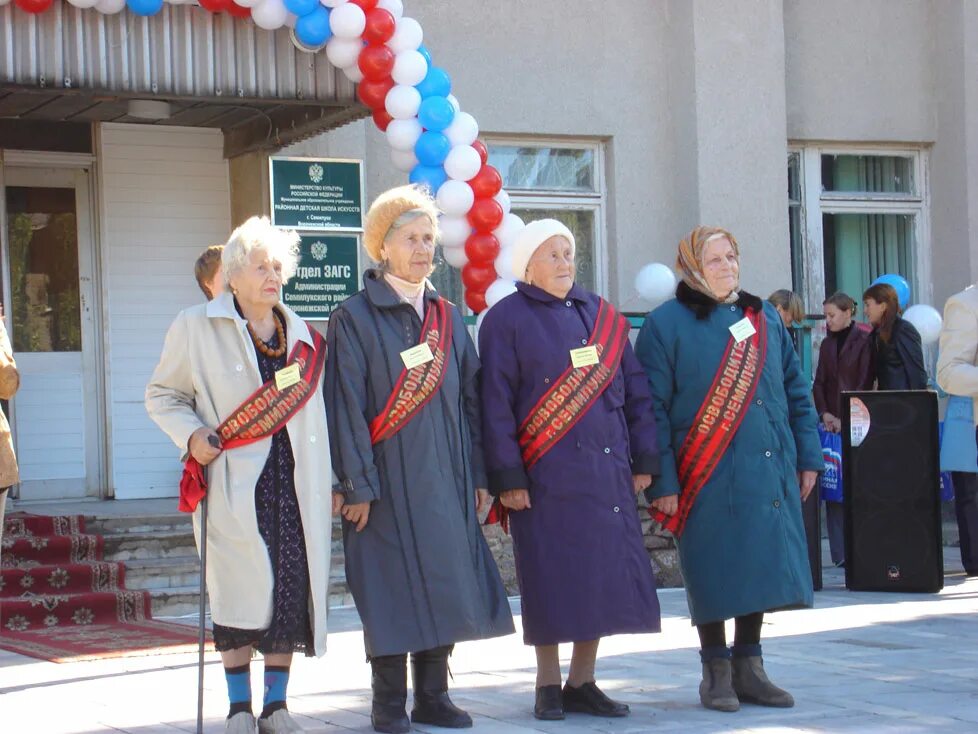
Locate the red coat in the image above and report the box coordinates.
[813,323,875,419]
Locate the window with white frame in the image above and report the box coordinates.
[789,147,928,318]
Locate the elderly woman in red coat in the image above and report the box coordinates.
[812,292,875,567]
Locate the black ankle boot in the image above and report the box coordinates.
[410,646,473,729]
[370,654,410,734]
[562,682,630,717]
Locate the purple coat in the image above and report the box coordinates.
[478,283,661,646]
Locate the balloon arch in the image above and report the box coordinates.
[7,0,522,314]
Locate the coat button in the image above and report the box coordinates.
[310,435,317,443]
[756,399,763,406]
[613,506,620,513]
[604,447,611,454]
[581,338,587,345]
[773,499,781,508]
[765,450,772,458]
[235,364,243,372]
[565,300,572,307]
[730,305,737,311]
[544,378,550,384]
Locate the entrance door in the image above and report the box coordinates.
[1,166,102,500]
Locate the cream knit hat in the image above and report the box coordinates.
[511,219,576,283]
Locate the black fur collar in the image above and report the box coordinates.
[675,280,764,320]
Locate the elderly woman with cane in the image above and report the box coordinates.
[478,219,662,721]
[325,185,513,734]
[146,217,332,734]
[636,226,822,713]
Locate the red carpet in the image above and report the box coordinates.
[1,513,208,662]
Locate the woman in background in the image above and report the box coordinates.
[863,283,928,390]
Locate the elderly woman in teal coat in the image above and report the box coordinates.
[635,226,823,714]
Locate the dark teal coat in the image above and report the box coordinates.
[635,284,823,625]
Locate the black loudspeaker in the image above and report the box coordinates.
[802,481,822,591]
[842,390,943,593]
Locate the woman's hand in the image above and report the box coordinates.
[500,489,531,511]
[475,488,490,514]
[331,493,345,516]
[632,474,653,494]
[188,427,222,466]
[798,470,818,501]
[342,502,371,532]
[651,494,679,516]
[822,413,841,433]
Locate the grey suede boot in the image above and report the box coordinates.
[732,655,794,707]
[699,658,740,712]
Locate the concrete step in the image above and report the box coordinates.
[150,585,203,618]
[86,513,191,537]
[126,557,200,591]
[103,529,198,561]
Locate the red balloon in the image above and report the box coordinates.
[363,8,397,44]
[465,290,488,314]
[14,0,53,12]
[467,197,504,233]
[462,262,497,292]
[227,2,252,17]
[350,0,379,9]
[199,0,231,11]
[372,108,394,132]
[359,44,395,83]
[469,165,503,199]
[464,233,501,264]
[471,140,489,165]
[358,77,394,110]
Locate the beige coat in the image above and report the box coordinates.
[938,284,978,426]
[0,319,18,542]
[145,293,332,655]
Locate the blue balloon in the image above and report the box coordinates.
[415,67,452,99]
[417,46,432,65]
[414,131,452,167]
[285,0,319,17]
[417,96,455,132]
[872,273,911,309]
[126,0,164,15]
[409,165,448,194]
[295,7,333,48]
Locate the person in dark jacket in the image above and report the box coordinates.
[636,226,822,714]
[813,292,875,566]
[479,219,661,722]
[325,186,514,734]
[863,283,928,390]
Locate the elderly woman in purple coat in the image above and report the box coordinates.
[479,219,662,722]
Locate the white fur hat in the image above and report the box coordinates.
[511,219,576,283]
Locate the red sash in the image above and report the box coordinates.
[178,327,327,513]
[485,299,630,532]
[369,297,453,445]
[650,309,767,536]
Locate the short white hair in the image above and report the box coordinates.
[222,216,300,285]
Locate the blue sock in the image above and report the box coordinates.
[225,663,252,719]
[261,665,290,718]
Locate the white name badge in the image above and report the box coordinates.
[728,317,757,343]
[274,363,301,391]
[570,345,600,368]
[400,342,435,370]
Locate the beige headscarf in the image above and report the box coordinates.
[676,226,741,302]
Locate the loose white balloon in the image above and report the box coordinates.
[435,180,475,217]
[494,245,519,281]
[391,50,429,87]
[439,216,472,248]
[385,85,422,120]
[343,64,364,83]
[387,17,423,54]
[391,148,419,174]
[903,304,943,346]
[493,213,525,252]
[386,118,423,151]
[444,112,479,148]
[326,36,363,70]
[485,278,518,308]
[252,0,290,30]
[446,94,461,114]
[444,145,482,182]
[94,0,126,12]
[442,244,469,269]
[494,189,512,215]
[634,262,678,305]
[330,2,366,38]
[376,0,403,20]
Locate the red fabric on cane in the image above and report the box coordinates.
[483,497,510,533]
[178,457,208,513]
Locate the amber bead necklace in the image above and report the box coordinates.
[247,309,287,358]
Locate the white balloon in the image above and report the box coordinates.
[385,84,422,120]
[634,262,678,305]
[285,11,297,28]
[391,50,429,87]
[435,180,475,217]
[493,213,525,252]
[439,216,472,248]
[386,118,423,151]
[442,244,469,269]
[390,148,419,173]
[444,145,482,182]
[476,309,487,330]
[376,0,403,20]
[494,245,519,281]
[387,17,423,54]
[330,2,366,38]
[234,0,262,7]
[321,0,347,6]
[66,0,100,8]
[446,94,461,114]
[444,112,479,148]
[252,0,289,30]
[903,304,943,346]
[485,278,518,308]
[343,64,364,83]
[494,188,511,215]
[326,36,363,70]
[94,0,126,12]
